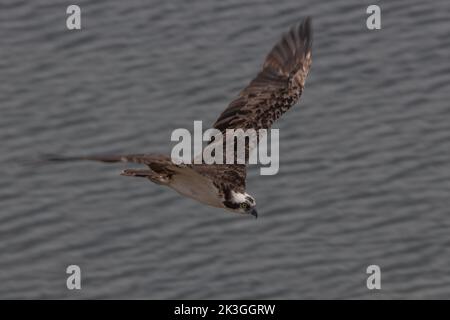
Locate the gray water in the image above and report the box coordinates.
[1,0,450,299]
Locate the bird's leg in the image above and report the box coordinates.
[120,169,154,178]
[120,169,169,185]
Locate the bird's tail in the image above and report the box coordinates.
[42,154,150,164]
[40,153,175,184]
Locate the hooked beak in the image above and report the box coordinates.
[249,208,258,219]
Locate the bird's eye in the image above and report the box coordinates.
[240,203,249,210]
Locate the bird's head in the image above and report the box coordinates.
[223,191,258,218]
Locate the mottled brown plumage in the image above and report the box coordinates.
[48,18,313,217]
[213,17,312,133]
[211,17,312,165]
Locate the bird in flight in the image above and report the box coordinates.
[49,17,312,218]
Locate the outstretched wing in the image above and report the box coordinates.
[213,17,312,133]
[192,163,247,194]
[201,18,312,191]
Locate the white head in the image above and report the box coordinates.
[222,190,258,218]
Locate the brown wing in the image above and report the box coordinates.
[213,17,312,133]
[192,164,247,193]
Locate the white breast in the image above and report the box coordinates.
[168,168,224,208]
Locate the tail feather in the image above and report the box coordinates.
[43,154,148,164]
[38,153,177,184]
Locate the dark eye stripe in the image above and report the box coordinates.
[223,201,240,209]
[240,203,250,209]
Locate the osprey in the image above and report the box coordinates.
[49,18,313,218]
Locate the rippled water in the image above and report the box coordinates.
[1,0,450,299]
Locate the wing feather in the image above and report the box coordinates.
[213,17,312,133]
[206,18,312,187]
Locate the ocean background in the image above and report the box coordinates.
[1,0,450,299]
